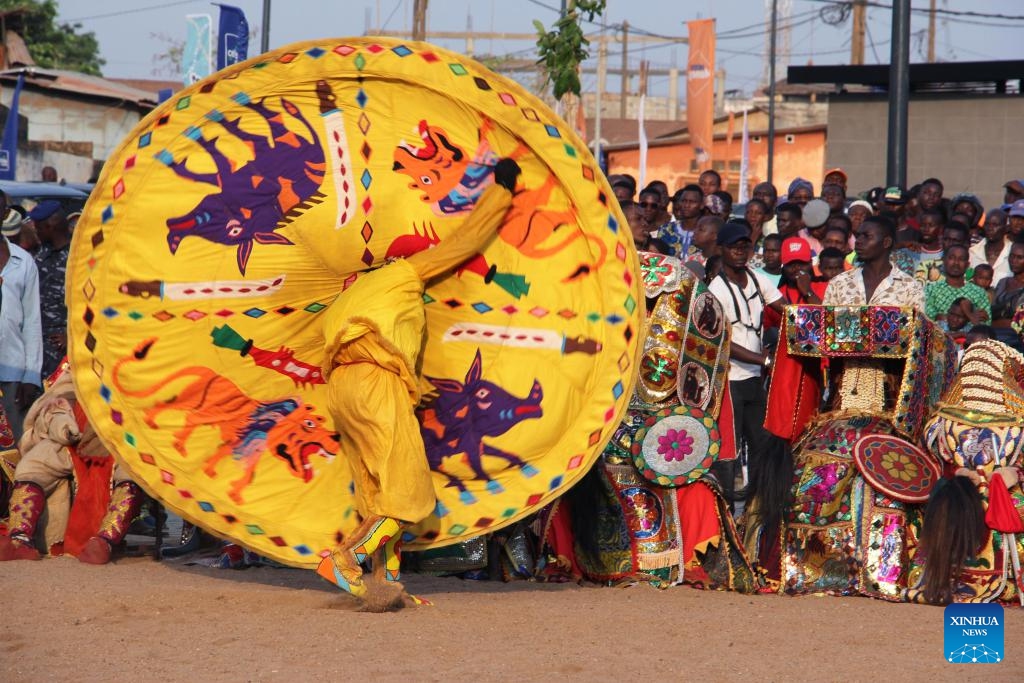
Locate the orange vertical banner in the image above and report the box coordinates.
[686,19,716,171]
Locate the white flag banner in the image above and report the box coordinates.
[738,109,750,204]
[638,94,648,190]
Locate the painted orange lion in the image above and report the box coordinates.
[112,339,339,504]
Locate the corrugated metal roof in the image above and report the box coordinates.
[0,67,159,108]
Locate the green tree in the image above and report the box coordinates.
[2,0,104,75]
[533,0,605,100]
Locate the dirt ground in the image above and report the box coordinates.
[2,556,1022,682]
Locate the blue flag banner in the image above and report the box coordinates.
[183,14,213,85]
[0,72,25,180]
[216,4,249,70]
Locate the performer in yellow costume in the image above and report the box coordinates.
[317,160,520,599]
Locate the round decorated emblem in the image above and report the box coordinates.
[631,406,719,486]
[853,434,942,503]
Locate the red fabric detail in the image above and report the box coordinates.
[64,403,113,556]
[676,482,721,565]
[540,501,582,580]
[764,338,822,441]
[986,474,1024,533]
[763,283,828,329]
[44,357,70,388]
[718,382,737,461]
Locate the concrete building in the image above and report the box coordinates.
[0,67,165,183]
[788,60,1024,209]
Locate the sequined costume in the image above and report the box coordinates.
[547,252,757,591]
[762,305,957,598]
[906,339,1024,604]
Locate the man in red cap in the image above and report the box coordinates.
[778,237,827,305]
[763,237,827,332]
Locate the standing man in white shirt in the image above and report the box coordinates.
[708,222,785,505]
[0,228,43,441]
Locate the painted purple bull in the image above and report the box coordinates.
[159,81,336,274]
[419,349,542,499]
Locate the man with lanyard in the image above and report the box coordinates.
[708,222,784,507]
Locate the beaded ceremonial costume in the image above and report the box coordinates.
[561,252,756,590]
[767,305,956,598]
[905,339,1024,604]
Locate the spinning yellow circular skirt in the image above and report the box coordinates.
[67,37,641,567]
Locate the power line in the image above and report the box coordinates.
[63,0,198,23]
[800,0,1024,22]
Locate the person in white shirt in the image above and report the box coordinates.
[0,233,43,441]
[707,222,785,505]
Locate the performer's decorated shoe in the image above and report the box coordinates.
[0,534,41,561]
[77,536,113,565]
[317,551,368,597]
[317,516,403,597]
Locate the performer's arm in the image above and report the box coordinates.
[406,160,520,282]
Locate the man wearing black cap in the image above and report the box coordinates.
[707,222,785,505]
[30,200,71,377]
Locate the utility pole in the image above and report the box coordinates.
[715,69,726,115]
[851,0,866,66]
[887,0,911,188]
[412,0,428,42]
[767,0,777,186]
[261,0,271,53]
[594,29,606,166]
[927,0,937,62]
[619,21,629,118]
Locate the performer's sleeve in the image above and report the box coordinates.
[406,184,512,282]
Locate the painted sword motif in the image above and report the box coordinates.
[319,81,356,230]
[442,322,602,355]
[118,275,286,300]
[211,324,325,387]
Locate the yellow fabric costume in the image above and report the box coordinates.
[322,264,433,523]
[318,183,514,600]
[67,37,642,576]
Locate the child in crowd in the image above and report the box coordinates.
[944,297,971,339]
[756,233,783,287]
[964,323,996,349]
[971,263,995,305]
[817,247,847,281]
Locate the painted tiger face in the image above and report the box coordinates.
[392,120,469,204]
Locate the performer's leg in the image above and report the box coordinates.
[0,482,45,560]
[79,480,143,565]
[318,358,434,598]
[0,440,73,560]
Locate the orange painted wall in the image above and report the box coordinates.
[607,129,827,197]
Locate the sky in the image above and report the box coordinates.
[52,0,1024,98]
